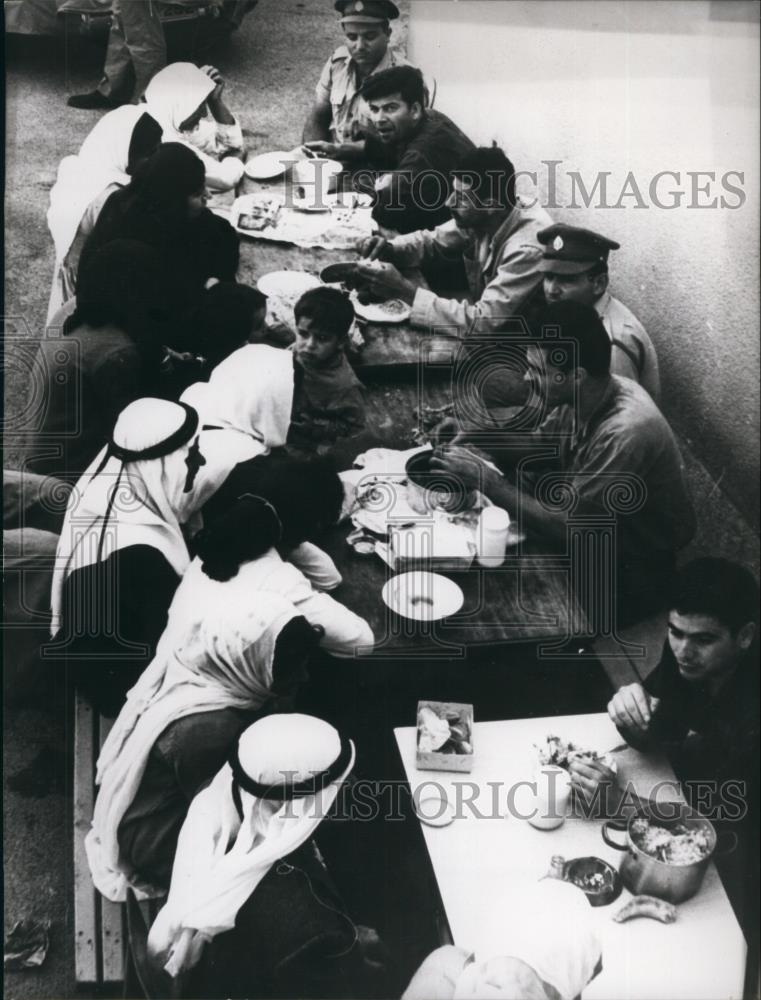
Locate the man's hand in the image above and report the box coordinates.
[353,261,416,304]
[302,140,339,158]
[568,757,617,798]
[429,445,501,494]
[357,235,394,262]
[607,683,659,737]
[201,65,225,104]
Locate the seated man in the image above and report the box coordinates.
[431,301,695,622]
[538,223,661,402]
[303,0,413,161]
[608,557,758,798]
[355,146,552,335]
[607,558,759,939]
[356,66,475,233]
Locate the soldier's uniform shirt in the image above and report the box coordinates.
[596,291,661,403]
[535,375,695,566]
[390,198,553,336]
[315,44,410,145]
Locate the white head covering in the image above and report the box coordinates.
[85,567,303,903]
[453,880,602,1000]
[181,344,295,447]
[147,714,355,976]
[144,62,216,141]
[50,398,256,635]
[47,106,152,266]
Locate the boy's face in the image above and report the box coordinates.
[667,611,754,685]
[294,316,342,366]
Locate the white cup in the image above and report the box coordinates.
[292,158,342,205]
[476,506,511,567]
[528,766,572,830]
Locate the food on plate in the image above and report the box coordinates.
[238,196,281,232]
[613,895,678,924]
[629,817,711,865]
[417,705,472,755]
[536,734,613,771]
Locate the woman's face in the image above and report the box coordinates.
[187,187,208,218]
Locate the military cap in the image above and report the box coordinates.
[335,0,400,24]
[537,224,620,274]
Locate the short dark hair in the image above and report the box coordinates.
[194,282,267,365]
[453,145,517,210]
[361,65,426,108]
[294,286,354,341]
[534,301,611,377]
[670,558,759,634]
[197,454,344,580]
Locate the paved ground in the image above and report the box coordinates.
[3,4,395,995]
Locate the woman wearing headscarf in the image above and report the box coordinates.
[142,714,384,998]
[144,62,245,192]
[46,106,162,323]
[80,143,240,334]
[26,240,173,483]
[86,484,372,904]
[402,879,602,1000]
[50,397,261,714]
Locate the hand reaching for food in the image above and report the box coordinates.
[608,683,660,739]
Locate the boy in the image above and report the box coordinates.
[289,287,366,452]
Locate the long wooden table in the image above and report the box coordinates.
[393,713,747,1000]
[220,169,447,371]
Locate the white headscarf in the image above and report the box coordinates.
[85,568,302,903]
[47,105,152,266]
[181,344,295,447]
[147,714,355,976]
[144,62,215,141]
[50,398,256,635]
[453,880,601,1000]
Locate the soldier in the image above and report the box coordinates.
[538,223,661,402]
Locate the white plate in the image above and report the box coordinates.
[381,571,464,622]
[257,270,322,299]
[350,292,411,325]
[244,151,292,180]
[414,793,456,828]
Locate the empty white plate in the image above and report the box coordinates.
[244,151,293,180]
[381,571,464,622]
[257,270,322,299]
[414,792,455,827]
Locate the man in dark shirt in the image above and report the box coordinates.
[608,558,759,943]
[358,65,475,233]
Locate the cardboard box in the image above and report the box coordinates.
[416,700,474,773]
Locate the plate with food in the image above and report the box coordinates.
[563,856,622,906]
[382,571,464,622]
[257,270,322,300]
[535,735,617,774]
[234,193,283,235]
[320,261,360,284]
[244,151,293,181]
[350,293,411,324]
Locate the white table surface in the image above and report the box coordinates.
[394,713,747,1000]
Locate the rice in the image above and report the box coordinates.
[631,817,711,865]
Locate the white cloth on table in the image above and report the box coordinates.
[144,62,245,191]
[147,714,355,976]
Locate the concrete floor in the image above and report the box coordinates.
[3,4,379,995]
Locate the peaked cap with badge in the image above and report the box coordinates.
[335,0,400,25]
[537,224,621,274]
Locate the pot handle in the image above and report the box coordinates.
[714,829,739,858]
[601,822,628,850]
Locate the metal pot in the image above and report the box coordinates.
[601,805,727,904]
[405,451,475,515]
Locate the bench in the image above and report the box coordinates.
[74,694,161,989]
